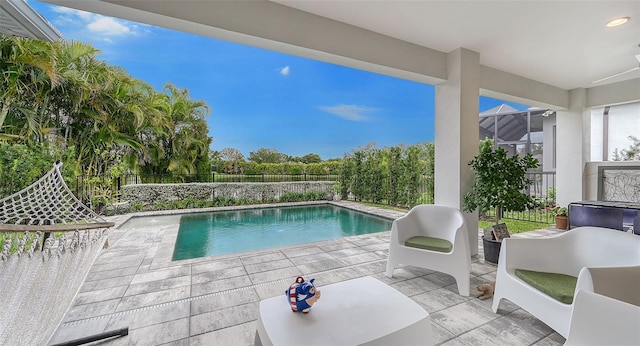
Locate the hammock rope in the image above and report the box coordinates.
[0,162,114,231]
[0,162,115,345]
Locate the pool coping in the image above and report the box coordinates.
[108,200,407,271]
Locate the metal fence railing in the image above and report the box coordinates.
[76,171,555,223]
[484,171,557,224]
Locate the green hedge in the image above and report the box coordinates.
[339,142,434,208]
[212,161,343,175]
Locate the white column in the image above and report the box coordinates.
[542,115,556,172]
[556,88,590,206]
[435,48,480,256]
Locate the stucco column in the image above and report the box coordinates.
[556,88,590,206]
[434,48,480,256]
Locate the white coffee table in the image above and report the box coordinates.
[255,276,432,346]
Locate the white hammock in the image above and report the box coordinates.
[0,161,113,231]
[0,162,114,345]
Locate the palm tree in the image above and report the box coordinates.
[1,36,213,178]
[0,35,60,138]
[137,83,211,175]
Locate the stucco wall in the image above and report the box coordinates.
[120,182,336,205]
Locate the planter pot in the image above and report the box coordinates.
[482,236,501,264]
[555,215,568,230]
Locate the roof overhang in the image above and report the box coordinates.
[0,0,62,41]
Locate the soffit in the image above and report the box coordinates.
[273,0,640,90]
[0,0,62,41]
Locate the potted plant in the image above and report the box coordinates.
[463,140,539,264]
[551,206,568,230]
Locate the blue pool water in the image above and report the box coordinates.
[172,205,392,260]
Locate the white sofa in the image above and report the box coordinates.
[492,226,640,338]
[564,288,640,346]
[385,204,471,296]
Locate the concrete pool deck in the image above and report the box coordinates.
[49,201,565,345]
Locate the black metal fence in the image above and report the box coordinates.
[75,175,121,207]
[484,171,557,224]
[76,171,555,223]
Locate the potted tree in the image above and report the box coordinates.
[463,140,539,264]
[551,206,568,230]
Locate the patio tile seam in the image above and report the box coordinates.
[60,258,389,327]
[432,310,555,346]
[433,288,559,344]
[499,308,557,341]
[430,310,495,343]
[187,320,257,343]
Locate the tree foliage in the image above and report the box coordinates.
[288,153,322,164]
[0,142,76,197]
[211,161,341,176]
[211,147,340,175]
[219,147,245,162]
[248,148,287,163]
[0,35,212,180]
[463,140,540,224]
[612,136,640,161]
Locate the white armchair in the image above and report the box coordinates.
[492,227,640,338]
[385,204,471,296]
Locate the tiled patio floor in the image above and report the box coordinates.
[50,201,565,346]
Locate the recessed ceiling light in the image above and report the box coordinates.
[606,17,630,27]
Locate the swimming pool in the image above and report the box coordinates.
[171,205,393,260]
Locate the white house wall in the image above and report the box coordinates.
[607,103,640,159]
[435,48,480,256]
[590,111,605,161]
[556,89,590,206]
[542,115,556,172]
[590,102,640,161]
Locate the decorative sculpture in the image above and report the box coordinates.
[286,276,321,313]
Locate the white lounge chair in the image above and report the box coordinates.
[385,204,471,296]
[491,227,640,338]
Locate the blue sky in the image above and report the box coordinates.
[31,1,528,160]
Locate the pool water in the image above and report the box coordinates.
[172,205,392,260]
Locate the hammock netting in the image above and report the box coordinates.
[0,161,113,231]
[0,162,113,345]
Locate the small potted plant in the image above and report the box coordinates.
[551,206,568,230]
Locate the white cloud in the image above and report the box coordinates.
[279,66,290,76]
[88,17,132,36]
[50,5,140,41]
[319,104,378,122]
[51,7,94,22]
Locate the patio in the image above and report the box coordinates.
[49,201,564,346]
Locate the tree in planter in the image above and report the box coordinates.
[463,140,540,225]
